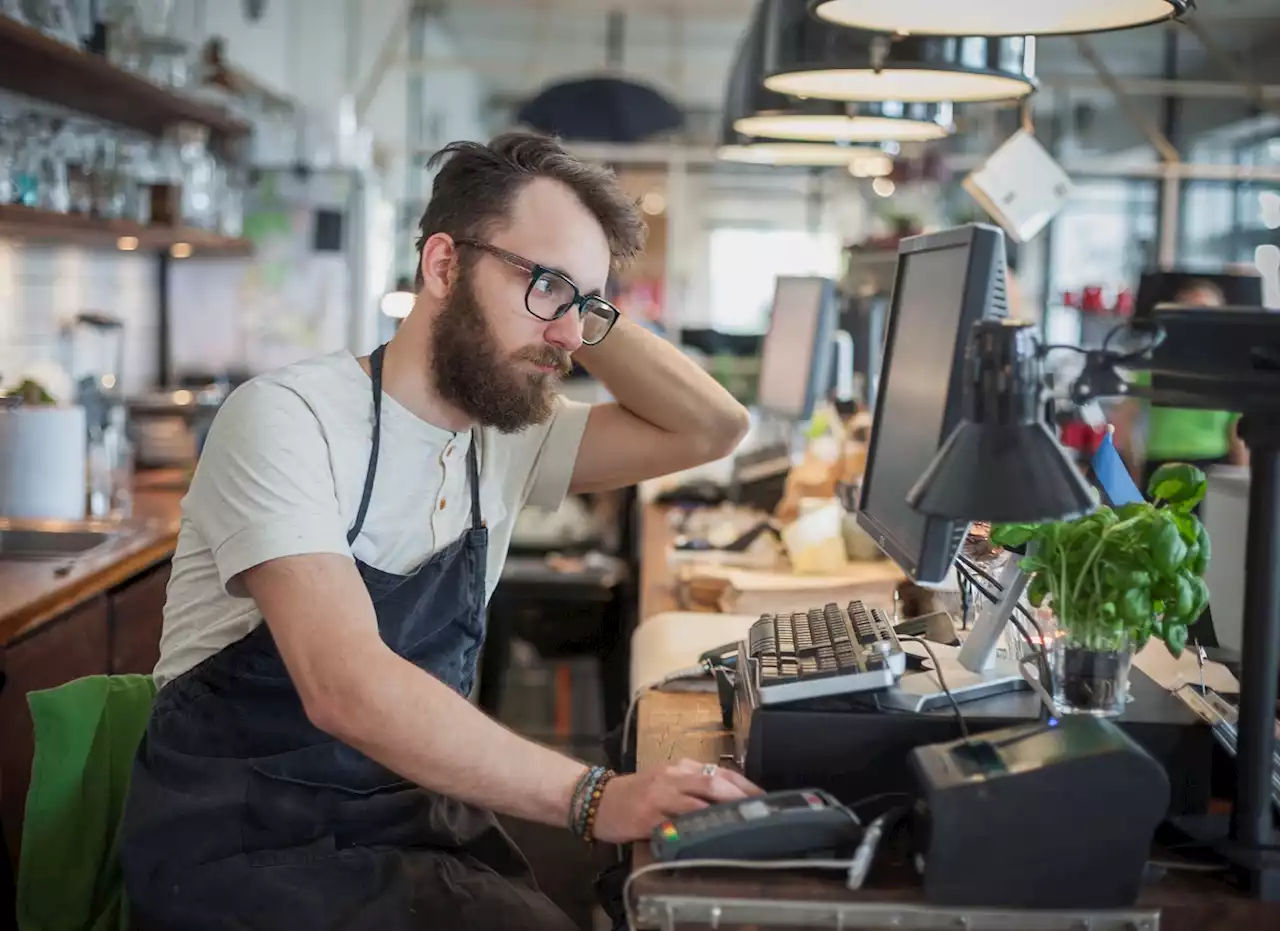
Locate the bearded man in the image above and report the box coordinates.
[121,132,757,931]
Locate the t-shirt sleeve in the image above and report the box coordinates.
[183,379,352,596]
[493,395,592,512]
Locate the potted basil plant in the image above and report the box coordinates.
[989,463,1211,717]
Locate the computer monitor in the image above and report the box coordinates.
[756,276,839,422]
[1134,269,1263,320]
[841,293,888,410]
[856,224,1009,584]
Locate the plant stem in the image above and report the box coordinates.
[1071,516,1142,605]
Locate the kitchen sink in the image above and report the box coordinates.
[0,527,121,559]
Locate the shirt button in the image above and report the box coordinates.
[439,498,447,509]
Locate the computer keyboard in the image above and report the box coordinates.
[742,600,906,705]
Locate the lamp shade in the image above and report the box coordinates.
[763,0,1037,104]
[811,0,1189,38]
[726,0,953,144]
[516,76,683,143]
[718,5,909,167]
[718,139,895,167]
[735,99,954,143]
[907,320,1095,523]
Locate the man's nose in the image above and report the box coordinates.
[545,308,584,352]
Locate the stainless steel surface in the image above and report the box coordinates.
[0,527,120,559]
[633,894,1160,930]
[0,520,134,560]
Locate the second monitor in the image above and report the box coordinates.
[856,223,1010,584]
[756,276,839,423]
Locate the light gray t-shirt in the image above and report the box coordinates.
[153,350,591,688]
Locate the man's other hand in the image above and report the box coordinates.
[591,759,764,844]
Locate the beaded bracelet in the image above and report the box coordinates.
[567,766,598,834]
[581,768,617,844]
[573,766,608,837]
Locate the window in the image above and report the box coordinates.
[708,228,842,333]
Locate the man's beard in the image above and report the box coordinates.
[430,270,572,434]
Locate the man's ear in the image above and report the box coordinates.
[419,233,459,301]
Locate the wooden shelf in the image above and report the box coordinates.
[0,17,249,144]
[0,205,252,256]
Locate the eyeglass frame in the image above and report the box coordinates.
[453,238,620,345]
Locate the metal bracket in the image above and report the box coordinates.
[634,894,1161,930]
[870,36,891,75]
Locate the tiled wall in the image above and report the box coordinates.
[0,241,159,396]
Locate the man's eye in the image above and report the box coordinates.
[532,276,553,295]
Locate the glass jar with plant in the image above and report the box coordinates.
[989,463,1211,717]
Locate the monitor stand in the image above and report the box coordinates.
[879,560,1034,713]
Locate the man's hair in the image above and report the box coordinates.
[1174,278,1226,305]
[414,132,646,290]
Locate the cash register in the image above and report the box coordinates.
[686,225,1211,910]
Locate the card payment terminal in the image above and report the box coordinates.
[651,789,862,862]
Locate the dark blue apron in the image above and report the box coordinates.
[122,344,575,931]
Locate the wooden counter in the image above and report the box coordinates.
[0,471,186,646]
[628,503,1280,929]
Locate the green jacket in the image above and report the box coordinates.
[17,675,156,931]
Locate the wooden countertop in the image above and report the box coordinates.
[628,502,1280,929]
[0,470,187,645]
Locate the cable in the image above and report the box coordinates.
[953,560,1042,653]
[1038,343,1090,357]
[956,555,1048,646]
[1103,320,1167,362]
[954,556,1053,694]
[897,635,968,740]
[622,664,716,771]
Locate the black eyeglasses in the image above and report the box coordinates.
[455,239,619,346]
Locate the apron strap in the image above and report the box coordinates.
[348,344,387,545]
[466,430,483,530]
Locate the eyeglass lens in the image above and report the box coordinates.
[527,270,615,344]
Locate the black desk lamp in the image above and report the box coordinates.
[908,311,1280,900]
[908,320,1096,524]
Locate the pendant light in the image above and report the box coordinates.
[717,138,895,169]
[763,0,1036,104]
[811,0,1190,38]
[718,3,907,169]
[734,99,953,144]
[724,0,953,150]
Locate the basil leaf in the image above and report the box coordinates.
[1147,462,1208,510]
[990,524,1039,549]
[1192,521,1211,576]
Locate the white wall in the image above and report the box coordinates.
[668,169,870,330]
[0,242,159,396]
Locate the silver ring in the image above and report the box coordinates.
[702,763,718,778]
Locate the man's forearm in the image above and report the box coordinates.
[575,316,748,441]
[324,644,584,827]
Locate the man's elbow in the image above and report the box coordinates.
[698,401,751,460]
[294,655,380,743]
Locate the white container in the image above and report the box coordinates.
[0,405,88,520]
[782,498,849,575]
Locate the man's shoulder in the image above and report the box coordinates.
[218,352,368,428]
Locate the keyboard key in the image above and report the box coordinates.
[848,601,878,645]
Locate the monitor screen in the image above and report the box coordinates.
[857,224,1007,582]
[1135,270,1263,319]
[756,277,836,420]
